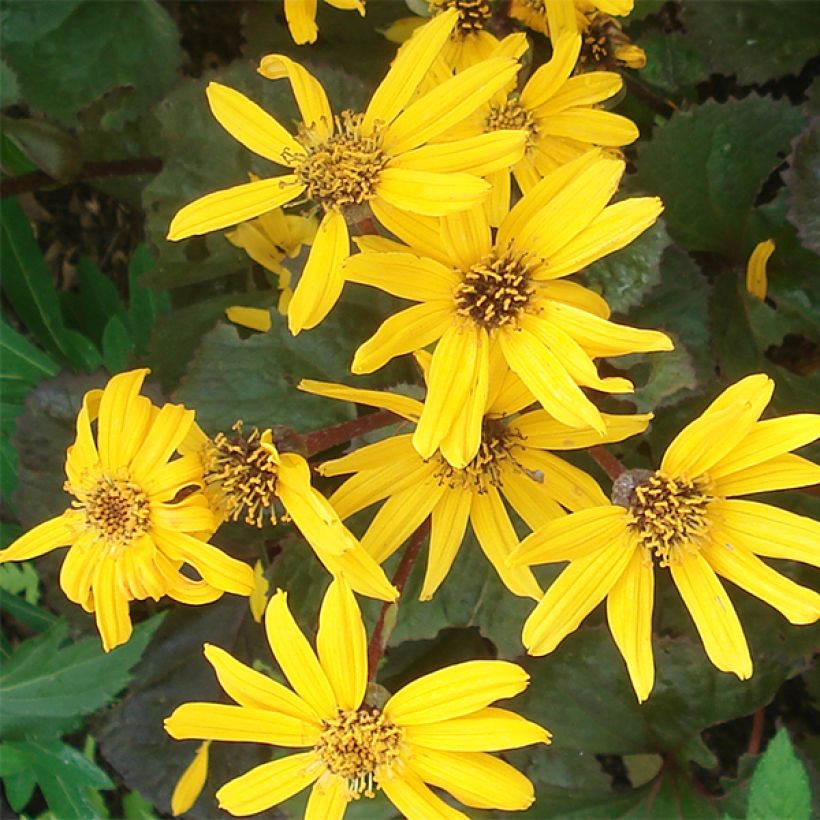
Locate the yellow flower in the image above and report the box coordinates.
[165,578,550,818]
[301,368,652,601]
[346,150,672,467]
[746,239,775,301]
[284,0,365,46]
[443,31,639,222]
[510,374,820,702]
[193,422,397,602]
[226,199,318,315]
[168,10,528,334]
[0,370,254,652]
[171,740,211,816]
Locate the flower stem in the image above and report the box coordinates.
[367,519,430,681]
[747,707,766,756]
[302,409,400,457]
[588,445,626,481]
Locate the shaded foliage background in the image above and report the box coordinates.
[1,1,818,817]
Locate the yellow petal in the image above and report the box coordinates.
[171,741,210,817]
[746,239,775,301]
[522,535,633,656]
[64,387,103,485]
[203,643,319,722]
[225,306,272,333]
[537,109,639,146]
[168,177,305,241]
[352,301,452,374]
[265,590,338,719]
[299,379,423,421]
[321,432,418,477]
[713,453,820,497]
[288,209,349,333]
[703,535,820,625]
[257,55,332,139]
[305,775,348,820]
[533,70,623,115]
[440,205,491,269]
[421,489,472,600]
[546,0,580,36]
[370,198,448,262]
[398,130,527,177]
[93,557,133,652]
[364,9,458,130]
[515,449,610,511]
[130,402,195,483]
[485,166,511,227]
[513,409,652,449]
[377,167,490,216]
[384,660,530,725]
[343,251,458,302]
[316,578,368,710]
[206,82,303,164]
[150,495,215,534]
[669,550,752,679]
[379,766,467,820]
[470,487,542,599]
[0,513,75,563]
[499,465,565,532]
[96,369,152,471]
[540,279,611,319]
[606,546,655,702]
[408,748,535,811]
[520,32,580,109]
[59,533,101,609]
[216,752,320,816]
[283,0,318,44]
[319,539,399,601]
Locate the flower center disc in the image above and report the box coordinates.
[294,112,388,211]
[485,99,538,146]
[431,0,493,35]
[316,708,404,799]
[81,474,150,550]
[206,423,279,527]
[625,471,712,566]
[454,249,535,330]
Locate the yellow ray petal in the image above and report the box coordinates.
[537,110,639,147]
[265,590,338,719]
[513,410,652,449]
[520,32,580,110]
[522,536,634,655]
[533,70,623,115]
[703,535,820,625]
[421,489,473,600]
[545,198,664,279]
[670,550,752,679]
[386,58,520,153]
[155,551,223,606]
[288,209,349,334]
[96,369,152,470]
[546,0,580,36]
[168,177,305,241]
[64,387,103,483]
[0,513,76,563]
[440,205,491,269]
[397,130,527,177]
[405,706,549,751]
[708,414,820,479]
[93,557,133,652]
[59,533,101,609]
[485,165,511,227]
[321,433,418,477]
[283,0,318,44]
[379,766,467,820]
[343,251,458,302]
[499,464,565,531]
[257,55,332,139]
[708,499,820,567]
[485,346,530,416]
[217,752,320,816]
[370,199,448,262]
[470,487,542,599]
[385,660,529,725]
[713,453,820,497]
[746,239,775,301]
[305,776,348,820]
[413,325,489,464]
[225,306,272,332]
[540,279,611,318]
[206,82,303,164]
[319,539,399,601]
[408,748,536,811]
[516,449,610,511]
[364,9,458,130]
[299,379,423,421]
[317,578,367,710]
[130,403,195,484]
[352,301,452,374]
[203,643,319,722]
[171,740,210,817]
[377,167,490,216]
[150,496,215,534]
[606,545,655,702]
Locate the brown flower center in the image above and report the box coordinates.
[74,474,151,551]
[292,111,388,212]
[315,707,404,799]
[430,0,493,35]
[579,13,633,69]
[485,97,538,147]
[619,470,713,566]
[454,247,537,330]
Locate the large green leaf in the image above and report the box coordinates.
[634,96,804,258]
[784,120,820,256]
[746,728,812,820]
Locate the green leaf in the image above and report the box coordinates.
[784,120,820,256]
[0,319,60,386]
[122,790,160,819]
[0,562,39,603]
[638,31,707,96]
[2,766,36,813]
[747,728,811,820]
[683,1,820,86]
[635,97,804,258]
[3,0,182,128]
[60,256,127,346]
[0,613,164,736]
[0,588,58,634]
[0,59,19,107]
[0,1,82,43]
[126,244,169,351]
[102,315,134,373]
[1,116,82,182]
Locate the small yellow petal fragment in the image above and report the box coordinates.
[746,239,775,301]
[225,306,272,333]
[171,740,211,816]
[249,560,269,623]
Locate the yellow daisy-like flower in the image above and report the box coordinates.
[746,238,775,301]
[168,10,528,335]
[190,422,397,602]
[165,577,550,818]
[345,150,672,467]
[0,370,255,652]
[510,374,820,702]
[226,197,318,316]
[301,368,652,600]
[444,31,639,222]
[284,0,365,46]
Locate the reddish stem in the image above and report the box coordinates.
[353,215,379,235]
[588,444,626,481]
[367,519,430,681]
[302,409,400,457]
[747,707,766,756]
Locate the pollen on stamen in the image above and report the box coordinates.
[485,98,538,147]
[429,0,493,36]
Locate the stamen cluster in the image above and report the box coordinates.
[430,0,493,35]
[315,707,404,799]
[73,474,151,552]
[580,14,627,68]
[486,98,538,146]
